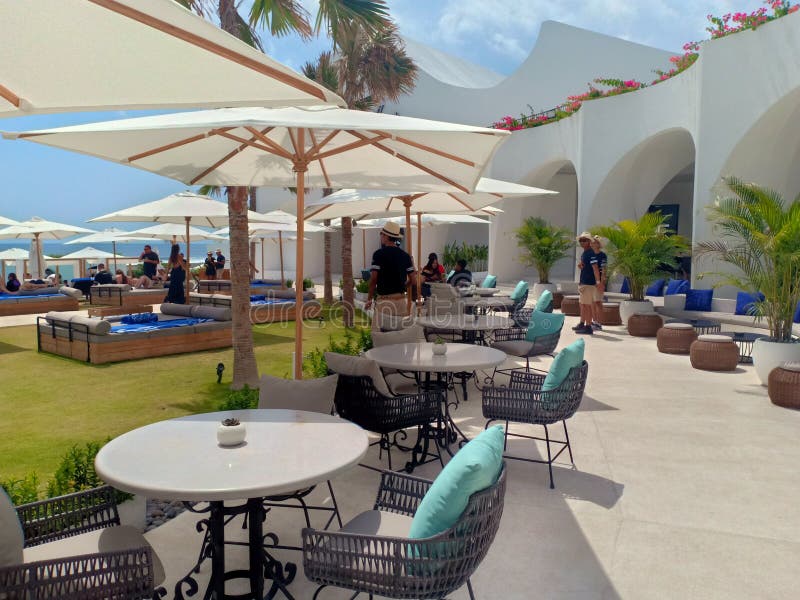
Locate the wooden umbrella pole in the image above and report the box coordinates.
[362,229,366,270]
[417,212,423,304]
[293,128,307,380]
[112,240,118,273]
[184,216,191,301]
[261,237,265,283]
[278,230,285,287]
[404,197,413,311]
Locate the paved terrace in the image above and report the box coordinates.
[142,313,798,599]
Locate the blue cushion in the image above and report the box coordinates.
[665,279,689,295]
[620,278,630,294]
[794,300,800,324]
[543,339,585,391]
[534,289,553,311]
[481,275,497,288]
[409,426,504,539]
[735,291,764,316]
[120,312,158,325]
[509,281,528,302]
[446,270,455,281]
[646,279,666,297]
[526,310,564,341]
[684,288,713,311]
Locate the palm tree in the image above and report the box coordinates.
[302,27,417,326]
[181,0,393,386]
[515,217,574,284]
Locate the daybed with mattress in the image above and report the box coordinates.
[190,289,321,323]
[37,304,232,364]
[0,286,81,316]
[89,283,169,308]
[197,279,284,295]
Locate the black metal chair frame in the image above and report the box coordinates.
[482,362,588,489]
[0,485,156,600]
[302,465,507,600]
[333,374,445,473]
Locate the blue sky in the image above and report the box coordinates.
[0,0,770,230]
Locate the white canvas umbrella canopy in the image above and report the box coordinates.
[89,192,280,299]
[0,247,28,281]
[214,221,327,287]
[60,246,122,260]
[0,0,342,117]
[0,218,94,277]
[66,228,156,272]
[128,223,227,244]
[0,216,18,226]
[3,105,510,379]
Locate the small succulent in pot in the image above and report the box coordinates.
[222,417,240,427]
[217,417,246,446]
[432,336,447,355]
[434,336,446,345]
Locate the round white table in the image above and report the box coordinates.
[458,287,503,297]
[96,409,368,600]
[366,343,506,456]
[415,314,513,345]
[462,295,517,314]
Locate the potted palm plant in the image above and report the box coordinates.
[515,217,573,297]
[696,177,800,386]
[592,212,688,326]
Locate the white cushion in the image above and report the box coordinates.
[58,286,83,299]
[258,374,338,414]
[698,334,734,343]
[324,352,394,398]
[372,324,425,347]
[340,510,413,537]
[633,311,658,317]
[664,322,694,330]
[23,525,164,585]
[384,373,421,396]
[492,340,535,357]
[0,488,23,567]
[602,302,619,308]
[780,361,800,373]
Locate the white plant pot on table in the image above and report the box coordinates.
[432,343,447,355]
[619,299,654,327]
[752,338,800,386]
[217,422,247,446]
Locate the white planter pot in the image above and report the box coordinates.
[752,338,800,386]
[619,299,655,327]
[432,343,447,355]
[217,423,247,446]
[532,283,557,298]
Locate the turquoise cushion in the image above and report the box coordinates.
[481,275,497,288]
[542,339,585,391]
[534,289,553,311]
[509,280,528,302]
[525,310,564,341]
[446,270,455,281]
[409,426,504,539]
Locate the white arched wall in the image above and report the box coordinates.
[489,159,578,282]
[587,128,696,227]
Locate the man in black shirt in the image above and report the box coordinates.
[139,245,160,280]
[574,232,602,335]
[93,263,114,285]
[365,222,417,331]
[447,259,473,287]
[214,249,226,279]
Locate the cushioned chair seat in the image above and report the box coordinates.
[384,373,420,396]
[491,340,534,356]
[340,510,413,538]
[23,526,165,586]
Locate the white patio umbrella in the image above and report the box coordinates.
[0,217,94,278]
[306,179,554,298]
[214,221,327,287]
[0,216,18,226]
[89,192,280,299]
[3,105,510,379]
[60,246,124,279]
[66,228,156,272]
[0,247,28,281]
[0,0,342,117]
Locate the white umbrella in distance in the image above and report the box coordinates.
[0,216,18,226]
[3,105,510,380]
[61,246,124,279]
[89,192,280,299]
[0,0,342,117]
[66,227,156,272]
[0,247,28,281]
[0,217,94,278]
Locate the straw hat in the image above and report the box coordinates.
[381,221,403,239]
[576,231,592,242]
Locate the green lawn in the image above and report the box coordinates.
[0,313,368,484]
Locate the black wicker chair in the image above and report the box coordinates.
[482,362,588,489]
[490,324,563,373]
[0,485,161,600]
[333,373,444,472]
[302,464,507,600]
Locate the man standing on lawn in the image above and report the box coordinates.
[364,222,417,332]
[574,232,602,335]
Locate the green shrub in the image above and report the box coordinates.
[285,278,294,289]
[47,441,105,498]
[355,279,369,293]
[219,384,259,411]
[1,473,40,505]
[303,277,315,290]
[304,329,372,378]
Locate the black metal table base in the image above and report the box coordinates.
[174,499,296,600]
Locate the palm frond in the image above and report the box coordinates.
[249,0,312,39]
[316,0,391,44]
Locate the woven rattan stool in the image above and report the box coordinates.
[657,322,697,354]
[627,311,662,337]
[560,295,580,316]
[768,362,800,409]
[600,302,622,326]
[552,291,564,310]
[690,334,739,371]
